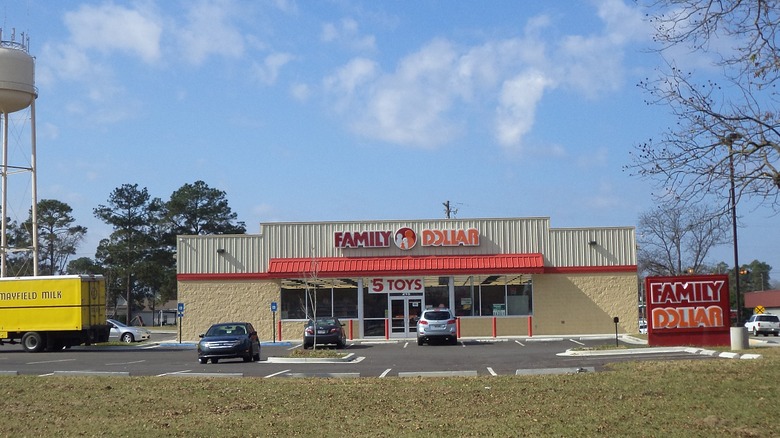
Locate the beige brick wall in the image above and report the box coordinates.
[532,273,638,335]
[178,272,639,340]
[178,280,280,341]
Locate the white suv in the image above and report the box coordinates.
[417,309,458,345]
[744,314,780,337]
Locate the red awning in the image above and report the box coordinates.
[266,254,544,278]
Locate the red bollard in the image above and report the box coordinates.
[348,320,354,340]
[385,319,390,340]
[456,317,461,338]
[492,317,497,338]
[277,320,282,341]
[527,316,533,337]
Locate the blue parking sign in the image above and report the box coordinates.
[271,302,277,312]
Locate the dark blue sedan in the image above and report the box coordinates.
[197,322,261,364]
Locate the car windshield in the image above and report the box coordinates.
[423,311,451,320]
[108,319,127,328]
[206,324,245,336]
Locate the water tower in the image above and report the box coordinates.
[0,28,38,276]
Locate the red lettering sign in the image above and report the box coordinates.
[369,278,424,294]
[421,228,479,247]
[645,275,730,347]
[334,231,392,248]
[335,228,480,249]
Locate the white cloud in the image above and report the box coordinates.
[175,0,245,65]
[252,52,295,85]
[553,0,650,98]
[321,18,376,52]
[326,12,649,151]
[323,57,378,112]
[595,0,650,45]
[346,39,464,147]
[495,71,551,149]
[63,3,163,63]
[290,83,310,101]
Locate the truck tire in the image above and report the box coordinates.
[21,332,45,353]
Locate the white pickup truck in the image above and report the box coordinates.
[744,314,780,336]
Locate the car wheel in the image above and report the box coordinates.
[121,332,134,343]
[450,337,458,346]
[303,343,312,350]
[336,339,346,349]
[753,328,758,336]
[253,352,261,361]
[199,357,207,364]
[417,337,424,346]
[211,358,219,364]
[243,353,252,362]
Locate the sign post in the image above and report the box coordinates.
[613,316,620,347]
[177,302,184,343]
[271,301,277,343]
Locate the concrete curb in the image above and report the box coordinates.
[264,352,358,364]
[560,346,763,360]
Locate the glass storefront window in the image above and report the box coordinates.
[472,275,533,316]
[454,283,474,316]
[333,287,358,318]
[363,288,387,319]
[281,287,306,319]
[282,274,532,323]
[281,280,357,320]
[480,285,505,316]
[507,282,532,315]
[362,287,387,337]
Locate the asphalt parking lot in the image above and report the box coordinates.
[1,333,763,378]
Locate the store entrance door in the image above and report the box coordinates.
[389,296,423,338]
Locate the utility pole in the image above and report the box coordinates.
[443,201,458,219]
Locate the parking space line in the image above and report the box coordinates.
[379,368,392,378]
[165,372,244,378]
[514,340,525,347]
[569,339,585,346]
[486,367,497,376]
[403,342,409,348]
[156,370,192,376]
[264,369,290,378]
[287,344,301,350]
[53,371,130,377]
[106,360,146,366]
[27,359,76,365]
[398,370,478,377]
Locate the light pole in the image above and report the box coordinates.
[725,133,742,326]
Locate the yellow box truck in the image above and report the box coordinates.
[0,275,111,352]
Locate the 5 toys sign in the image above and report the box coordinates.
[645,274,731,347]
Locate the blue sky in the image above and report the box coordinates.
[1,0,777,278]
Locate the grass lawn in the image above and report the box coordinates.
[1,347,777,437]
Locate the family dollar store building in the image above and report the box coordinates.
[176,217,639,342]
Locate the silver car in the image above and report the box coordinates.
[417,308,458,345]
[107,319,151,343]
